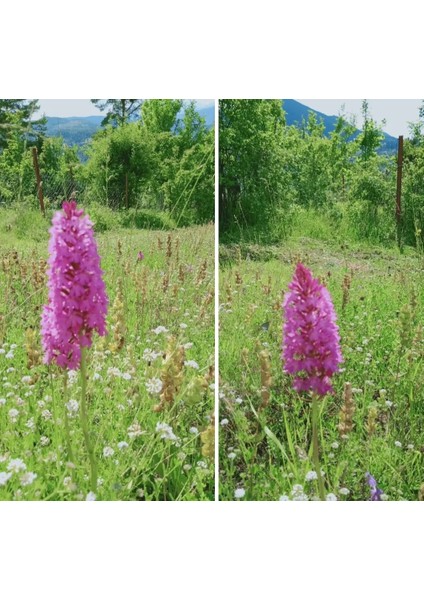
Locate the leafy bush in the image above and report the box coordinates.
[120,208,176,230]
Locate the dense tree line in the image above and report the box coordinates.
[219,99,424,247]
[0,99,214,226]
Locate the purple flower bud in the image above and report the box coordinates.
[41,201,108,369]
[282,263,343,396]
[137,251,144,261]
[366,472,383,500]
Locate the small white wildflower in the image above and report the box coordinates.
[66,399,79,414]
[395,441,402,448]
[305,471,318,482]
[0,472,12,486]
[7,458,26,473]
[68,370,78,385]
[183,342,193,350]
[179,323,188,329]
[142,348,161,362]
[93,373,102,381]
[127,422,144,439]
[5,351,14,359]
[0,398,6,406]
[234,488,245,499]
[331,441,339,449]
[380,494,389,501]
[121,372,132,381]
[339,488,350,496]
[197,461,207,469]
[189,427,199,434]
[0,348,5,355]
[10,344,17,350]
[407,444,414,450]
[183,464,192,471]
[156,422,177,441]
[220,418,229,426]
[117,441,129,450]
[103,446,114,458]
[145,378,163,394]
[209,383,215,391]
[26,418,35,431]
[20,472,37,486]
[177,452,187,461]
[40,436,50,446]
[41,409,52,421]
[86,492,96,501]
[8,408,19,422]
[291,484,304,494]
[326,493,338,501]
[228,452,236,460]
[279,495,290,501]
[21,376,32,385]
[107,367,121,378]
[385,400,393,408]
[152,326,168,335]
[37,400,45,409]
[184,360,199,369]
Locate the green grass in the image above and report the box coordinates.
[0,210,214,501]
[219,220,424,501]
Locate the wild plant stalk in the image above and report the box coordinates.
[79,348,97,492]
[311,394,325,501]
[62,373,74,462]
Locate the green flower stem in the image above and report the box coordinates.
[62,373,74,462]
[312,393,326,501]
[79,347,97,493]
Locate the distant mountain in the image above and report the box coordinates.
[45,104,215,147]
[283,99,398,153]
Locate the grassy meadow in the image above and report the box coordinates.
[0,207,214,501]
[219,211,424,501]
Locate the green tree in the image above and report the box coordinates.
[0,99,46,151]
[91,99,143,127]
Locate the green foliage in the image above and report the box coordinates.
[120,208,176,230]
[91,99,143,127]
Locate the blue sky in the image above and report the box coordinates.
[298,99,423,138]
[35,99,214,119]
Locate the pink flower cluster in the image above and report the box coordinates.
[41,201,108,369]
[282,263,342,396]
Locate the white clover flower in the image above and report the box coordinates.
[20,472,37,486]
[26,418,35,431]
[40,436,50,446]
[86,492,96,501]
[156,422,177,441]
[234,488,245,499]
[197,461,208,469]
[107,367,122,378]
[395,441,402,448]
[121,372,132,381]
[5,351,14,359]
[179,323,188,329]
[66,399,79,415]
[10,344,17,350]
[152,326,168,335]
[209,383,215,391]
[291,484,304,495]
[184,360,199,369]
[6,367,15,373]
[93,373,102,381]
[7,458,26,473]
[183,342,193,350]
[292,493,309,501]
[177,452,187,461]
[0,472,12,486]
[385,400,394,408]
[0,348,5,355]
[0,398,6,406]
[117,441,129,450]
[21,376,32,385]
[8,408,19,422]
[103,446,114,458]
[127,422,144,439]
[407,444,414,450]
[228,452,236,460]
[183,464,192,471]
[339,488,350,496]
[41,409,52,421]
[146,378,163,395]
[68,370,78,385]
[331,441,339,449]
[279,495,290,501]
[326,493,338,501]
[305,470,318,482]
[142,348,161,362]
[220,418,229,426]
[189,427,199,434]
[234,397,243,404]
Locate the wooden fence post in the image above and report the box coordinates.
[396,135,403,251]
[32,147,46,217]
